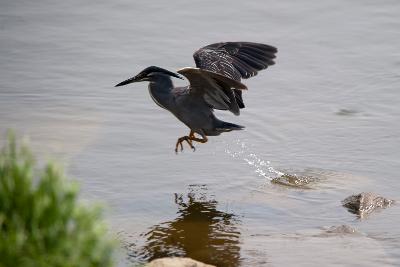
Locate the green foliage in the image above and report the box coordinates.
[0,133,115,267]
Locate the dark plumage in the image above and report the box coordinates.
[115,42,277,152]
[193,42,277,109]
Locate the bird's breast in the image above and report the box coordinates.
[148,85,172,110]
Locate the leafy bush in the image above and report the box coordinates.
[0,133,115,267]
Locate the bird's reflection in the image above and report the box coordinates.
[135,185,241,267]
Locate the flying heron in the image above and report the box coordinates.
[115,42,277,152]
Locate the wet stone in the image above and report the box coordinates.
[324,225,359,235]
[342,192,394,217]
[271,173,318,188]
[146,257,216,267]
[315,225,361,237]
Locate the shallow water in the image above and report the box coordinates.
[1,0,400,266]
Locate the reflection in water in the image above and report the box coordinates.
[134,185,241,267]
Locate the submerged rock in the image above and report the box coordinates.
[324,225,359,235]
[336,108,359,116]
[146,257,215,267]
[271,173,318,188]
[342,192,394,217]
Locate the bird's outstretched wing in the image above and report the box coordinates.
[193,42,277,108]
[177,67,247,115]
[193,42,277,80]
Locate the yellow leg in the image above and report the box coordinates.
[189,130,208,144]
[175,130,208,153]
[175,135,195,153]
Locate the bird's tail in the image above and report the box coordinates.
[216,120,245,132]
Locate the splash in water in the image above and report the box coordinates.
[224,140,284,180]
[224,140,320,188]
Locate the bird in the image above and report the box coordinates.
[115,42,277,153]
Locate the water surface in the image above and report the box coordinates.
[1,0,399,266]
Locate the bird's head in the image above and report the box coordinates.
[115,66,183,87]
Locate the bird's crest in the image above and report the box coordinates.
[140,66,183,80]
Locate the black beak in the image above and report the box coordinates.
[115,76,139,87]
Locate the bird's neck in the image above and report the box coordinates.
[148,76,174,109]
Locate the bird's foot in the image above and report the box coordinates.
[175,136,195,153]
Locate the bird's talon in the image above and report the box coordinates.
[175,132,207,153]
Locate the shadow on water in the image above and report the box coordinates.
[131,185,241,267]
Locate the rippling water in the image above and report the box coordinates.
[1,0,400,266]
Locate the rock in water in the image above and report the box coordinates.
[342,192,394,217]
[146,257,216,267]
[271,173,318,188]
[324,225,359,235]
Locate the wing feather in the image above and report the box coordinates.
[194,42,277,80]
[177,67,247,115]
[193,42,277,108]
